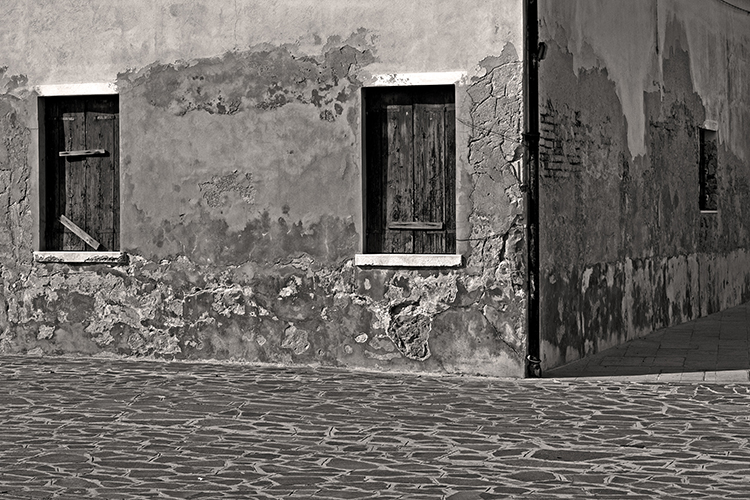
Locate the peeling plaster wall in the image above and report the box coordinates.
[0,0,528,377]
[539,0,750,369]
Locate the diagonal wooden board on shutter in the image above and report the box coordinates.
[59,215,101,250]
[62,99,87,251]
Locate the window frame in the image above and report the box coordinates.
[31,83,125,264]
[699,121,719,214]
[357,73,464,268]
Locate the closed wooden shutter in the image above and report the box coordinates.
[44,96,119,251]
[364,85,455,254]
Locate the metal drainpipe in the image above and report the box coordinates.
[525,0,542,378]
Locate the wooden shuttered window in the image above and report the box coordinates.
[699,128,718,211]
[43,95,119,251]
[364,85,456,254]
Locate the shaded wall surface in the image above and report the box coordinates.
[0,0,528,376]
[538,0,750,369]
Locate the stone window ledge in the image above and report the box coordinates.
[33,251,128,265]
[354,253,462,268]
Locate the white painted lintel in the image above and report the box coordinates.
[35,82,118,96]
[369,71,467,87]
[355,253,462,268]
[702,120,719,131]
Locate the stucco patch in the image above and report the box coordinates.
[37,325,55,340]
[281,325,310,355]
[354,333,368,343]
[199,170,255,208]
[386,302,431,361]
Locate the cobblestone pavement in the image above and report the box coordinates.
[2,355,750,499]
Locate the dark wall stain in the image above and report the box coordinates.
[539,17,750,368]
[119,37,375,120]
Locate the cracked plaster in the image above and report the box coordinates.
[0,2,529,377]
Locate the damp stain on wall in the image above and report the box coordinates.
[538,13,750,369]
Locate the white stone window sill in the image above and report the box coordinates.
[354,253,462,268]
[34,251,127,264]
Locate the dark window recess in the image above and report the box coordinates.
[699,128,718,211]
[41,95,119,251]
[363,85,456,254]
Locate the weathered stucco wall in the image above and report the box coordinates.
[538,0,750,369]
[0,1,528,376]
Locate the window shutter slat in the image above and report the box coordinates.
[445,103,456,253]
[384,104,414,253]
[112,107,120,250]
[414,104,446,253]
[85,99,118,251]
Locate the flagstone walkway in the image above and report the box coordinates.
[1,348,750,499]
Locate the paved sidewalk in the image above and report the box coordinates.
[547,301,750,383]
[2,354,750,499]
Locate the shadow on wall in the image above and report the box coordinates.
[545,302,750,378]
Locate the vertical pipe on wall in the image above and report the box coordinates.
[525,0,541,377]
